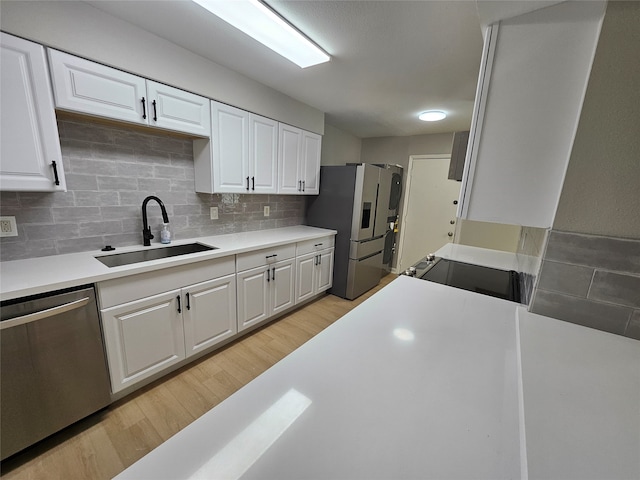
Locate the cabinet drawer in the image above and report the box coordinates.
[236,244,296,272]
[296,236,335,256]
[97,256,235,309]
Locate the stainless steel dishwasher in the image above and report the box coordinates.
[1,284,112,460]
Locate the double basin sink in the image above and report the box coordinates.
[96,243,217,268]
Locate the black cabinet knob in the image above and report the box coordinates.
[453,200,458,205]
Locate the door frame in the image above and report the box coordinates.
[396,154,451,273]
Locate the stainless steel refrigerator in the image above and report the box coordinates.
[306,164,392,299]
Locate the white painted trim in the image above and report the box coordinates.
[458,23,499,220]
[396,154,450,273]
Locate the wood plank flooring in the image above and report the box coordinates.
[1,275,396,479]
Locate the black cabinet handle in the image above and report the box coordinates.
[314,255,318,266]
[176,295,181,313]
[186,292,190,310]
[152,100,157,121]
[252,176,255,191]
[319,254,322,265]
[302,180,305,192]
[453,200,458,205]
[246,176,250,191]
[314,243,323,247]
[51,161,60,186]
[298,180,302,191]
[266,268,270,282]
[141,97,147,119]
[272,267,275,280]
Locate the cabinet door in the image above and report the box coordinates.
[301,130,322,195]
[249,114,278,193]
[212,101,250,193]
[48,49,147,126]
[237,266,269,332]
[277,123,303,194]
[0,34,65,192]
[316,249,334,293]
[183,274,237,358]
[295,253,317,303]
[146,81,211,137]
[270,259,296,315]
[101,290,185,393]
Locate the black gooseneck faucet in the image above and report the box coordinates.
[142,195,169,246]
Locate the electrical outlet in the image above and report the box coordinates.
[263,206,270,217]
[0,216,18,237]
[210,207,218,220]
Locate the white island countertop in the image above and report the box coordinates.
[115,276,640,480]
[0,226,335,301]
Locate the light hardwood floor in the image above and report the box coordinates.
[1,274,396,479]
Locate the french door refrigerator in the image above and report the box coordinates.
[306,164,392,299]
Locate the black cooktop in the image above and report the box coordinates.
[420,258,521,302]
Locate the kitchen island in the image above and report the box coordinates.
[116,275,640,480]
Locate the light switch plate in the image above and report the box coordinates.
[264,206,270,217]
[0,216,18,237]
[210,207,218,220]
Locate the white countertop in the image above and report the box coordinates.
[116,276,640,480]
[435,242,520,271]
[0,226,335,301]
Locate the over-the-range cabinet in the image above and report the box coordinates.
[306,164,392,300]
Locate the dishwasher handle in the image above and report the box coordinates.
[0,297,90,330]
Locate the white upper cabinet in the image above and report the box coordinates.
[0,33,66,192]
[457,1,606,228]
[207,101,278,194]
[211,101,249,193]
[277,124,322,195]
[249,114,278,194]
[145,80,211,137]
[48,49,210,137]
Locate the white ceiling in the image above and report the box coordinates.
[85,0,484,138]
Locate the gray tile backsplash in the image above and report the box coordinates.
[530,230,640,340]
[0,118,305,262]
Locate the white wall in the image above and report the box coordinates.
[0,1,324,134]
[360,133,453,168]
[321,124,362,166]
[553,1,640,239]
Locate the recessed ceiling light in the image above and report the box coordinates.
[418,111,447,122]
[192,0,330,69]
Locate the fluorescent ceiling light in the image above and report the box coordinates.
[419,110,447,122]
[192,0,330,68]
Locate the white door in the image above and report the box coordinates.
[212,101,249,193]
[1,34,65,192]
[277,124,302,194]
[249,114,278,193]
[236,266,269,332]
[397,155,461,272]
[270,259,295,315]
[183,274,237,358]
[300,131,322,194]
[146,80,211,137]
[295,253,317,303]
[100,289,185,393]
[48,49,147,125]
[317,249,334,293]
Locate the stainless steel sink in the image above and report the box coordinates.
[95,243,217,268]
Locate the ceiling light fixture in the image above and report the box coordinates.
[418,110,447,122]
[192,0,330,69]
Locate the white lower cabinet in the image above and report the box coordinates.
[237,258,295,332]
[183,274,237,358]
[296,248,334,303]
[98,258,237,393]
[101,290,185,393]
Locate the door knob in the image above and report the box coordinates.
[448,232,453,237]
